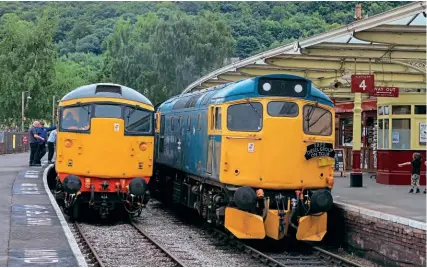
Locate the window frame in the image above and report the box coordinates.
[123,105,154,136]
[227,102,263,132]
[93,103,123,119]
[59,104,92,133]
[302,104,333,136]
[267,101,299,117]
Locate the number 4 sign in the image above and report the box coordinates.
[351,74,375,93]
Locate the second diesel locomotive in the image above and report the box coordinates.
[54,83,154,220]
[151,74,335,241]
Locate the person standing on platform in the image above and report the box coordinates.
[47,129,57,164]
[28,121,44,166]
[34,122,56,165]
[398,153,422,194]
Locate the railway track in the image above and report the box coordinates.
[208,228,362,267]
[71,221,186,267]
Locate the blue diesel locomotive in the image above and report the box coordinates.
[152,74,336,241]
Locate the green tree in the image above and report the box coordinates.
[0,13,57,126]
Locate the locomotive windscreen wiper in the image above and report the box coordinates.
[305,101,319,131]
[76,102,90,114]
[127,105,140,118]
[245,98,261,119]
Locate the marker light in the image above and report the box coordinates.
[262,83,271,91]
[139,142,147,151]
[65,139,73,148]
[294,84,303,93]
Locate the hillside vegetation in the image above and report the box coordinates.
[0,1,404,126]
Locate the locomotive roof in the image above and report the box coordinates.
[60,83,153,106]
[157,74,333,112]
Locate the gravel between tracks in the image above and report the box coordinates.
[77,222,180,267]
[134,200,263,267]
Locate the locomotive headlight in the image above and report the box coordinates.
[139,142,147,151]
[262,82,271,92]
[294,84,303,93]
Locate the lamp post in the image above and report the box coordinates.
[52,95,56,125]
[21,91,31,132]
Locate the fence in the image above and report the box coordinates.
[0,131,30,154]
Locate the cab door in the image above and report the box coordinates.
[158,114,165,157]
[220,102,263,186]
[206,105,222,180]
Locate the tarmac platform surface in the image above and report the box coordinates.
[0,152,84,266]
[332,172,426,223]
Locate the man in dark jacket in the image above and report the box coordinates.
[28,121,45,166]
[34,122,56,165]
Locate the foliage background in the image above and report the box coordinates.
[0,1,405,127]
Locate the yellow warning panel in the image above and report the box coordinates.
[296,213,328,241]
[224,207,266,239]
[264,210,287,240]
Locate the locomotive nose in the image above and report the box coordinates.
[310,189,333,213]
[63,175,82,194]
[129,178,148,196]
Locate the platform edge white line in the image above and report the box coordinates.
[334,201,427,231]
[42,164,88,267]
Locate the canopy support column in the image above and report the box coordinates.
[350,93,363,187]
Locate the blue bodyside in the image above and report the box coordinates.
[155,74,333,179]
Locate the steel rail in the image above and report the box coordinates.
[74,222,105,267]
[129,222,186,267]
[210,228,362,267]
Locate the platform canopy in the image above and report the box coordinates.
[182,1,427,101]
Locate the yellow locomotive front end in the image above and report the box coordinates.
[213,78,336,242]
[55,83,154,219]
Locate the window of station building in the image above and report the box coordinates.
[378,119,384,149]
[303,105,332,136]
[267,101,299,117]
[415,105,427,115]
[391,119,411,150]
[124,106,152,134]
[61,105,91,131]
[94,104,122,118]
[215,107,222,130]
[227,102,263,132]
[384,119,390,149]
[392,105,411,115]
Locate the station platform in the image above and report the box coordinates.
[0,152,85,266]
[332,172,426,223]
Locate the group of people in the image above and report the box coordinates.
[28,120,57,166]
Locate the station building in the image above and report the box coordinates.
[180,2,427,186]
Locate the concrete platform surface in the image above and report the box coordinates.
[0,153,84,266]
[332,172,426,223]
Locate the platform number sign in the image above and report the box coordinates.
[351,74,375,93]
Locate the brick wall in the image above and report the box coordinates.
[325,203,426,267]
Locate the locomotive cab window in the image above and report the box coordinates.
[227,102,263,132]
[267,101,298,117]
[215,107,222,130]
[124,106,152,134]
[94,104,122,118]
[303,105,332,136]
[61,105,91,131]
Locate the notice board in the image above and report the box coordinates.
[334,149,346,176]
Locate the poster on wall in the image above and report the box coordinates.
[392,132,400,144]
[420,123,426,145]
